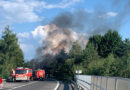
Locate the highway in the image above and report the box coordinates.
[1,79,73,90]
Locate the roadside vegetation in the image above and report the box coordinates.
[49,30,130,80]
[0,26,24,78]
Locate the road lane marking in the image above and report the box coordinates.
[54,81,60,90]
[8,81,37,90]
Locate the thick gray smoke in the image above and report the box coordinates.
[90,0,130,35]
[34,24,87,67]
[32,0,130,67]
[51,0,130,36]
[51,11,88,31]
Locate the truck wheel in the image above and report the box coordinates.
[31,77,33,81]
[26,79,29,82]
[26,80,29,82]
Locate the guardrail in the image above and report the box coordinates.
[75,75,130,90]
[70,80,79,90]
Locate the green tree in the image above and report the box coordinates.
[82,43,99,68]
[87,59,105,75]
[0,26,24,78]
[120,53,130,78]
[88,35,102,49]
[69,41,83,63]
[99,30,122,57]
[23,61,31,68]
[103,54,123,76]
[0,52,4,77]
[115,38,130,57]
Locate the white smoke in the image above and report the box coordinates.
[35,24,87,57]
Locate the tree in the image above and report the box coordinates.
[0,52,4,77]
[99,30,122,57]
[88,35,102,49]
[23,61,31,68]
[0,26,24,78]
[115,38,130,57]
[103,54,123,76]
[69,41,83,63]
[82,43,99,68]
[86,59,105,75]
[120,53,130,78]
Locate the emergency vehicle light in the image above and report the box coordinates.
[16,67,23,69]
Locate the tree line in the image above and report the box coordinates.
[0,26,24,78]
[48,30,130,80]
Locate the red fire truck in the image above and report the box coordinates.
[11,67,33,81]
[37,69,45,80]
[32,69,45,80]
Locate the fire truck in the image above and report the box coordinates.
[33,69,45,80]
[37,69,45,80]
[11,67,33,81]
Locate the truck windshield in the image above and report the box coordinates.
[16,70,26,74]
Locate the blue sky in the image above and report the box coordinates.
[0,0,130,60]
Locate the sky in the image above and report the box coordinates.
[0,0,130,61]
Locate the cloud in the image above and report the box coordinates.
[106,12,118,17]
[0,0,82,24]
[44,0,82,9]
[17,25,48,44]
[32,26,47,39]
[99,12,118,18]
[31,25,49,44]
[17,25,48,60]
[17,32,30,39]
[0,0,43,23]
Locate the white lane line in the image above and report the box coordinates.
[8,81,37,90]
[54,81,60,90]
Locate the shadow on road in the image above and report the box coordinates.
[58,82,73,90]
[63,83,70,90]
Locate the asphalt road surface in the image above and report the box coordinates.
[1,79,73,90]
[57,82,73,90]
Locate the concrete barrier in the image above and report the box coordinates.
[93,76,97,90]
[91,76,94,90]
[116,78,130,90]
[101,77,107,90]
[107,78,116,90]
[97,77,101,90]
[75,75,91,90]
[75,75,130,90]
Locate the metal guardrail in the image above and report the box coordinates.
[70,80,79,90]
[75,75,91,90]
[75,75,130,90]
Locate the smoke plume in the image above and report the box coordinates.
[32,0,130,67]
[35,24,87,62]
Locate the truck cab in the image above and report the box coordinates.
[11,67,33,81]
